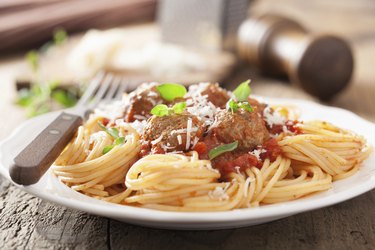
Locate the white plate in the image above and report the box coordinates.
[1,97,375,230]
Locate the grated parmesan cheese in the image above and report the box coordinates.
[89,131,107,144]
[250,148,266,161]
[263,106,285,128]
[160,143,175,152]
[166,151,183,155]
[234,166,241,175]
[177,135,182,145]
[171,127,198,134]
[208,186,229,201]
[243,177,255,197]
[94,100,126,120]
[133,114,147,120]
[185,118,192,150]
[192,137,200,148]
[128,120,147,135]
[147,91,158,97]
[186,83,219,129]
[151,135,163,145]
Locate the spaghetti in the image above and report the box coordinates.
[52,81,371,212]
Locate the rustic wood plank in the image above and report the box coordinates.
[0,176,109,250]
[0,176,41,250]
[108,190,375,250]
[26,201,109,250]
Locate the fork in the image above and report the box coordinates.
[9,72,128,185]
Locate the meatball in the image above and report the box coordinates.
[208,109,269,151]
[248,97,267,114]
[124,83,164,122]
[142,113,205,153]
[189,83,230,108]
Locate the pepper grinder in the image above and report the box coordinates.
[237,14,354,100]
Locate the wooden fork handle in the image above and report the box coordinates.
[10,112,82,185]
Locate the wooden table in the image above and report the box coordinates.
[1,0,375,249]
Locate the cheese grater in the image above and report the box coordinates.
[158,0,250,51]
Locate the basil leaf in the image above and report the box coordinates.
[172,102,186,114]
[233,80,251,102]
[151,104,169,116]
[227,99,238,113]
[98,122,120,139]
[156,83,186,102]
[238,102,253,112]
[115,137,125,145]
[208,141,238,160]
[102,145,115,154]
[102,136,125,155]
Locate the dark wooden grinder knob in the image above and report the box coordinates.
[237,14,354,100]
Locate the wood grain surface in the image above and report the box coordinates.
[1,0,375,249]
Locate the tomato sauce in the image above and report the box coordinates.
[213,152,259,177]
[268,120,302,135]
[102,118,110,126]
[139,142,166,158]
[193,136,283,177]
[259,138,282,162]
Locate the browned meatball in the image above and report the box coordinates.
[208,109,269,151]
[248,97,267,114]
[124,83,164,122]
[142,113,205,153]
[189,83,230,108]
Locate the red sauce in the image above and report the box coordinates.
[193,136,283,177]
[192,135,221,160]
[286,120,302,134]
[139,143,151,158]
[152,145,166,154]
[268,120,302,135]
[102,118,110,126]
[139,142,166,158]
[193,142,207,157]
[259,138,282,162]
[213,153,259,177]
[125,108,136,122]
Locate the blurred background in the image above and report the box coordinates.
[0,0,374,126]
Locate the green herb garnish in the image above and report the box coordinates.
[98,122,120,139]
[227,99,239,113]
[115,137,125,145]
[227,99,253,113]
[156,83,186,102]
[233,79,251,102]
[151,102,187,117]
[208,141,238,160]
[238,102,253,112]
[102,145,115,154]
[150,104,169,116]
[98,122,126,154]
[172,102,187,114]
[226,80,253,113]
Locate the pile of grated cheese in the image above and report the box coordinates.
[185,83,220,130]
[208,184,230,201]
[263,106,285,128]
